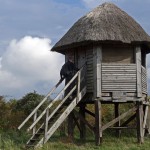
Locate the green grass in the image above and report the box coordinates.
[37,133,150,150]
[0,130,150,150]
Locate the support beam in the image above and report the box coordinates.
[102,106,137,131]
[72,112,81,133]
[143,105,149,136]
[114,103,121,137]
[74,109,95,132]
[68,112,74,140]
[79,104,86,140]
[135,46,142,97]
[85,108,95,118]
[33,111,37,135]
[136,102,144,143]
[93,46,102,98]
[95,100,102,145]
[121,113,136,127]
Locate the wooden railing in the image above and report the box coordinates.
[141,66,147,94]
[18,78,64,130]
[18,65,86,136]
[102,63,137,92]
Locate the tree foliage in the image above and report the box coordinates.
[0,92,49,131]
[14,92,46,115]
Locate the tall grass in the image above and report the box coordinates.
[0,128,150,150]
[0,130,29,150]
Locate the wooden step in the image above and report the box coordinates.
[30,138,39,141]
[39,128,45,131]
[35,132,44,135]
[26,144,35,149]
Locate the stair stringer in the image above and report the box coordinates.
[35,86,86,148]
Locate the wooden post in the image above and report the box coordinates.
[95,100,102,145]
[143,105,149,136]
[114,103,121,137]
[33,111,37,135]
[77,71,81,103]
[44,108,49,142]
[135,46,142,97]
[136,102,144,143]
[79,104,86,141]
[68,112,74,141]
[93,46,102,98]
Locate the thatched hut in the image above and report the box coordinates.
[52,2,150,99]
[18,3,150,148]
[51,2,150,145]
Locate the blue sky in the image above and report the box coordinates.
[0,0,150,99]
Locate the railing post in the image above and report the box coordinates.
[77,71,81,103]
[33,111,37,135]
[44,108,49,143]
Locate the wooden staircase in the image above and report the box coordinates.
[18,67,86,149]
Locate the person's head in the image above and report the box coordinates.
[66,50,74,63]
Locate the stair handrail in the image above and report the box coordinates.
[43,86,87,145]
[18,78,64,130]
[27,71,79,131]
[26,84,77,144]
[18,64,86,131]
[47,85,77,122]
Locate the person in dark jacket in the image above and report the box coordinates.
[60,60,78,82]
[60,60,78,99]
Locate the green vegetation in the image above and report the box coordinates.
[0,129,150,150]
[0,94,150,150]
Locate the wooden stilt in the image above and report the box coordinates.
[79,104,86,141]
[114,103,121,137]
[136,102,144,143]
[68,112,74,140]
[95,100,102,146]
[60,121,66,136]
[143,105,149,137]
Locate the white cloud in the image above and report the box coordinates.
[0,36,64,98]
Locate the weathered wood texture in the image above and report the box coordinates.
[143,106,149,136]
[136,102,144,143]
[65,45,147,97]
[141,66,147,94]
[136,47,142,97]
[102,106,137,131]
[146,106,150,134]
[95,100,102,145]
[102,46,134,63]
[79,104,86,140]
[114,103,121,137]
[68,113,74,139]
[93,46,102,98]
[102,63,137,92]
[77,48,86,68]
[86,47,94,92]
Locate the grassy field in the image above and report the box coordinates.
[0,129,150,150]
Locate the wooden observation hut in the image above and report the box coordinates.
[51,2,150,145]
[18,3,150,148]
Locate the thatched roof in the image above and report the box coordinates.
[51,2,150,53]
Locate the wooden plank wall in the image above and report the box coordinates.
[141,66,147,94]
[77,48,86,69]
[136,47,142,97]
[102,64,137,92]
[86,47,94,92]
[102,46,134,63]
[93,46,102,98]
